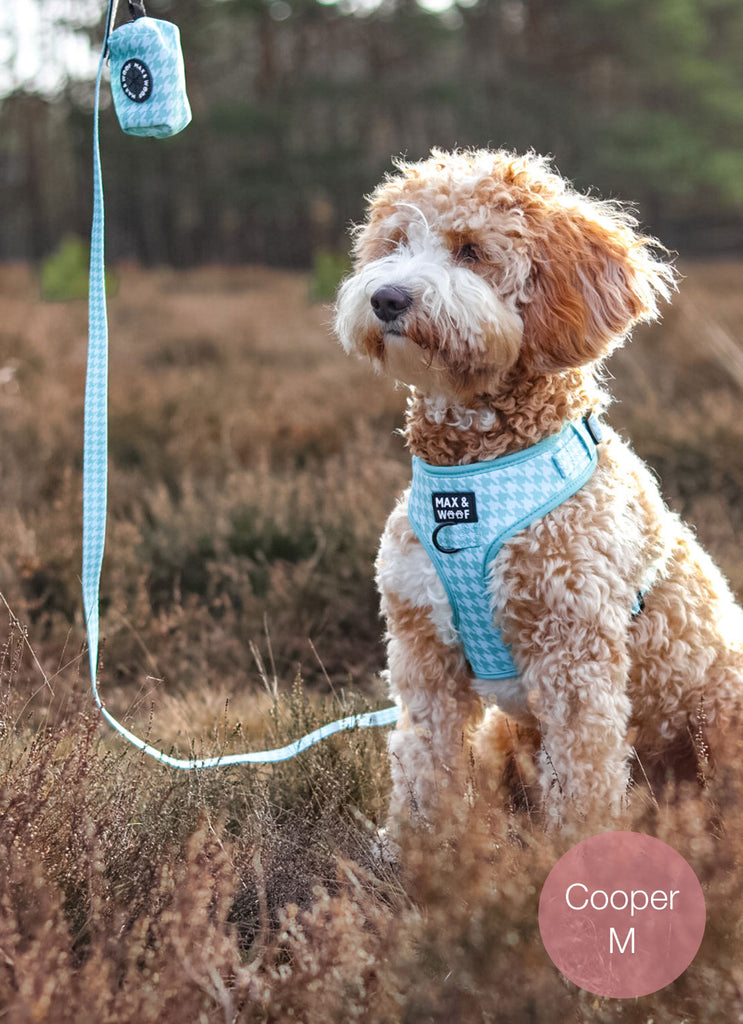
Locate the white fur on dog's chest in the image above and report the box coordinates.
[470,672,530,716]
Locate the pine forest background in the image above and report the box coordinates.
[3,0,743,268]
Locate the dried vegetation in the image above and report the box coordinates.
[0,261,742,1021]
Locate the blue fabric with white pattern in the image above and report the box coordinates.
[82,18,111,704]
[407,417,601,680]
[108,17,191,138]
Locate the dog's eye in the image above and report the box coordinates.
[455,243,480,264]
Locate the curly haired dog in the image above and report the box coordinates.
[334,148,743,830]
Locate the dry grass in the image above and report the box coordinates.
[1,260,743,1021]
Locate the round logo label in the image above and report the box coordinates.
[120,59,152,103]
[538,831,706,998]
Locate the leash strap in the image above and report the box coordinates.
[82,2,400,769]
[82,0,112,713]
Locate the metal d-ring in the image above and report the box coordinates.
[432,524,462,555]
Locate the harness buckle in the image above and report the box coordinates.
[583,410,604,446]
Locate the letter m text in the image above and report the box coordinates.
[609,927,635,954]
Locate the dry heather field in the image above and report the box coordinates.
[1,260,743,1022]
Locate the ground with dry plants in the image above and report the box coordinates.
[1,261,743,1022]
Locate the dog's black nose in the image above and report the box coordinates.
[370,286,413,323]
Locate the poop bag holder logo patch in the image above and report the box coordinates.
[108,6,191,138]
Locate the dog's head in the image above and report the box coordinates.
[335,149,676,401]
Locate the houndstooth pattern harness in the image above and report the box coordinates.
[407,414,603,680]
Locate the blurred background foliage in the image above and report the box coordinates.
[2,0,743,270]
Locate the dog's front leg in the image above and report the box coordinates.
[384,595,482,831]
[377,504,483,834]
[522,624,634,829]
[494,506,639,829]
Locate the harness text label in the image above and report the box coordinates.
[431,492,478,524]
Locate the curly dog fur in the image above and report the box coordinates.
[334,148,743,830]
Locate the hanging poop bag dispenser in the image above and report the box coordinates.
[107,0,191,138]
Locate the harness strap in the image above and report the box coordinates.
[408,415,602,680]
[82,3,400,769]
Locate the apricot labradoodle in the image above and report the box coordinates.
[334,148,743,830]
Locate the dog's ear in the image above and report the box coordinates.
[520,203,676,373]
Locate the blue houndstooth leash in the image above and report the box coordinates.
[83,0,400,768]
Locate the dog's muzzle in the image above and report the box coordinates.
[370,285,413,324]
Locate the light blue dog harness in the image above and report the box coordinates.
[407,413,604,680]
